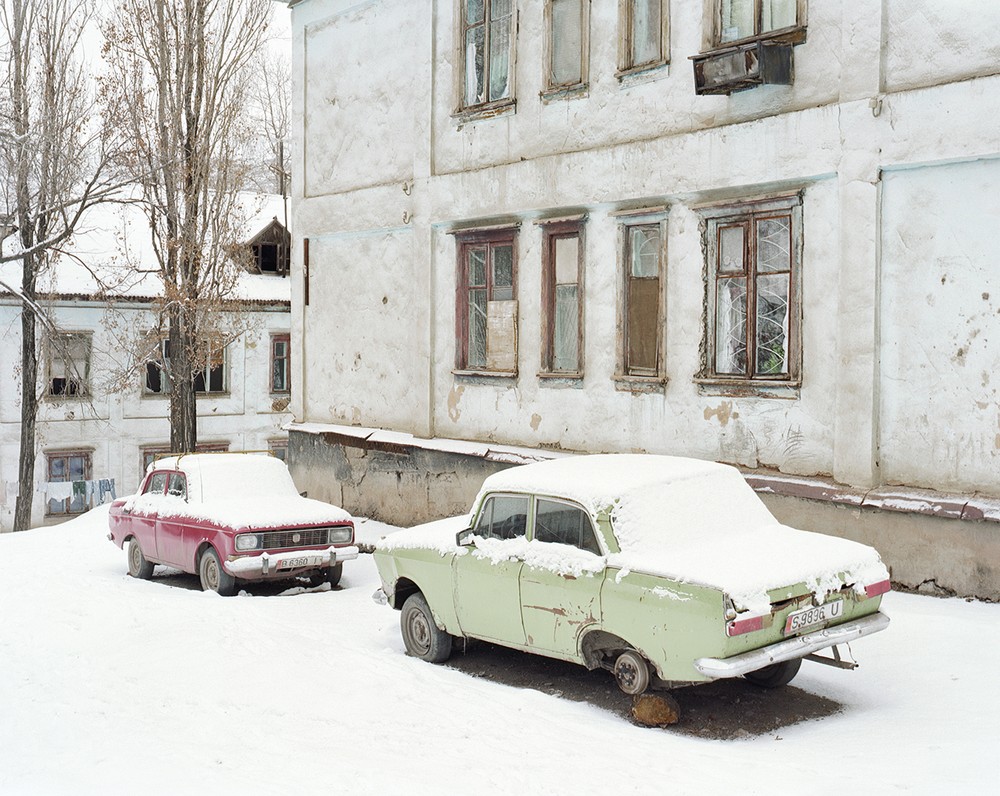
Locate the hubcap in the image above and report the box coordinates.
[203,556,219,590]
[408,611,431,654]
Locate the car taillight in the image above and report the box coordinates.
[865,579,891,599]
[726,614,765,637]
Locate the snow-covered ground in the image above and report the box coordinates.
[1,507,996,795]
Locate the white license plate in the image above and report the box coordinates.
[279,556,320,570]
[784,599,844,635]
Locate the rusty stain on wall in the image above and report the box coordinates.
[704,401,736,426]
[448,385,465,422]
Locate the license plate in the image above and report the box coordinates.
[279,556,319,570]
[784,599,844,635]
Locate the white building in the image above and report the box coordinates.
[285,0,1000,599]
[0,197,293,531]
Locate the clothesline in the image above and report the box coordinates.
[0,478,118,508]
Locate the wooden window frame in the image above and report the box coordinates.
[457,0,517,117]
[268,439,289,462]
[45,332,91,399]
[617,0,670,78]
[697,194,803,390]
[539,220,585,378]
[712,0,807,48]
[270,334,291,395]
[616,213,668,384]
[143,338,229,397]
[45,450,92,516]
[542,0,590,99]
[454,227,519,377]
[141,442,230,473]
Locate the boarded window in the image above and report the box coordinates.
[463,0,514,108]
[456,229,518,373]
[702,196,801,382]
[548,0,586,89]
[719,0,798,44]
[621,0,668,72]
[541,222,583,374]
[47,333,91,397]
[623,223,662,376]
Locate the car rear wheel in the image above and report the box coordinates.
[198,548,237,596]
[309,563,343,588]
[613,649,651,695]
[400,593,453,663]
[127,538,154,580]
[744,658,802,688]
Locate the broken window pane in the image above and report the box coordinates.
[631,0,662,66]
[716,277,748,374]
[755,273,789,375]
[469,288,488,369]
[492,244,514,301]
[551,0,583,86]
[48,334,90,396]
[553,284,579,372]
[720,0,754,42]
[762,0,796,33]
[756,216,790,272]
[719,225,745,273]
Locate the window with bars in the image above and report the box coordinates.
[621,220,664,377]
[144,338,228,396]
[270,334,290,394]
[619,0,669,74]
[701,195,802,383]
[545,0,588,94]
[46,333,91,398]
[46,451,91,516]
[717,0,799,45]
[461,0,514,109]
[541,222,584,375]
[455,228,518,374]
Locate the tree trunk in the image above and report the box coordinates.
[168,306,198,452]
[13,255,38,532]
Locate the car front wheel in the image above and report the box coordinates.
[613,649,651,695]
[400,593,453,663]
[127,538,154,580]
[198,548,237,596]
[744,658,802,688]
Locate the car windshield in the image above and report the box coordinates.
[610,468,777,554]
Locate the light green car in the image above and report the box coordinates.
[373,455,890,694]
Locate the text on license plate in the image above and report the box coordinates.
[784,599,844,635]
[279,556,320,570]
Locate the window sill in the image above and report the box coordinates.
[695,377,800,399]
[615,61,669,86]
[614,374,668,394]
[44,394,90,402]
[452,98,516,126]
[453,369,518,383]
[537,371,584,387]
[540,83,588,104]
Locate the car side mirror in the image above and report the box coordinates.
[456,527,475,546]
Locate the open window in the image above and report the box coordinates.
[46,333,91,398]
[247,218,290,276]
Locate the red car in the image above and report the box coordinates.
[108,453,357,595]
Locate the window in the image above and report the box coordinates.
[700,195,801,383]
[620,219,665,378]
[144,472,168,495]
[141,443,230,472]
[619,0,669,74]
[145,338,228,396]
[534,498,601,555]
[461,0,514,109]
[474,495,529,540]
[167,473,187,499]
[270,334,290,394]
[455,228,518,374]
[540,221,584,375]
[46,451,91,515]
[545,0,588,94]
[717,0,799,44]
[268,439,288,462]
[47,333,91,397]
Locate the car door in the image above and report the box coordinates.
[155,472,190,569]
[128,472,167,560]
[453,494,529,646]
[519,497,606,659]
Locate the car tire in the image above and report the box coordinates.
[198,547,237,596]
[309,563,343,588]
[400,593,453,663]
[613,649,651,695]
[127,538,155,580]
[744,658,802,688]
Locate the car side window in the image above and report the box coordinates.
[534,498,602,555]
[167,473,187,499]
[475,495,529,540]
[144,472,168,495]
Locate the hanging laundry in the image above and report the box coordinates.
[99,479,117,503]
[46,482,74,502]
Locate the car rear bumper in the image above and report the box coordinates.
[694,611,890,679]
[225,545,359,578]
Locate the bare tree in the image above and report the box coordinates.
[0,0,120,531]
[250,51,290,196]
[103,0,273,452]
